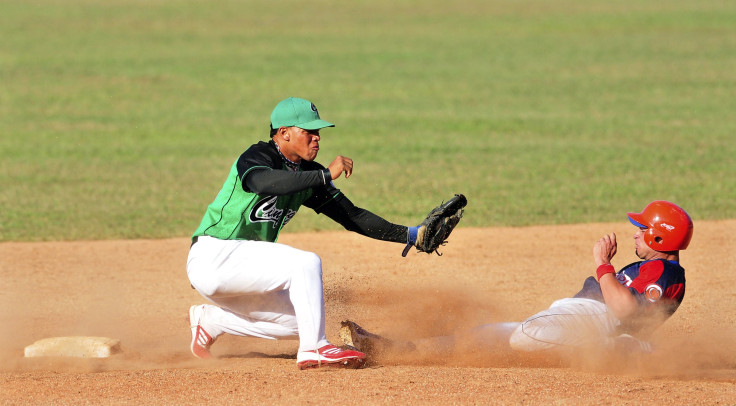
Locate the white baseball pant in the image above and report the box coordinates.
[186,236,330,353]
[509,297,620,351]
[469,298,621,352]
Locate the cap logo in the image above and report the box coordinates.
[661,223,675,231]
[310,103,319,116]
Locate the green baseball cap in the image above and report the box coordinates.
[270,97,335,130]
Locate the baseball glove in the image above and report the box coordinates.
[402,194,467,257]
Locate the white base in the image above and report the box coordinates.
[24,336,121,358]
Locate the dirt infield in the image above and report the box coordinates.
[2,221,735,404]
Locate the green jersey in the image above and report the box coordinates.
[193,141,340,242]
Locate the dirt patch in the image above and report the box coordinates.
[1,221,735,404]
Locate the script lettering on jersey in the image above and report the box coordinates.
[282,209,297,227]
[616,273,633,287]
[249,196,297,228]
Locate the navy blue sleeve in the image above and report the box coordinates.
[572,276,604,302]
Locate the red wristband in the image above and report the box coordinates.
[596,264,616,280]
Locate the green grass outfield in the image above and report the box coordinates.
[1,0,734,242]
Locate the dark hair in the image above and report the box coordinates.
[269,124,277,137]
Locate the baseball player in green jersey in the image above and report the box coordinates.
[187,97,458,370]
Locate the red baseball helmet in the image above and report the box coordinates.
[627,201,693,251]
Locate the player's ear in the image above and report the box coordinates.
[279,126,290,141]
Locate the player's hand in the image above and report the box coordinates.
[593,232,617,266]
[328,155,353,180]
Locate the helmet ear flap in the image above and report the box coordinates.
[643,228,658,248]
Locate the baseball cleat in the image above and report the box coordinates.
[296,344,366,370]
[339,320,418,356]
[189,305,215,359]
[339,320,385,354]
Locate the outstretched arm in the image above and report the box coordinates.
[319,195,408,243]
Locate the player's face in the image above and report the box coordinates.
[285,127,321,162]
[633,228,656,260]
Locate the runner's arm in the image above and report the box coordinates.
[599,273,639,321]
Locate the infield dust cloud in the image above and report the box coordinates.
[3,221,736,380]
[335,284,565,368]
[337,284,736,376]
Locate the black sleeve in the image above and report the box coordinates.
[237,141,332,195]
[245,168,332,195]
[316,194,409,243]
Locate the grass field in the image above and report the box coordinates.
[1,0,734,241]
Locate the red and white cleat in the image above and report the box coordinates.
[296,344,366,370]
[189,305,215,359]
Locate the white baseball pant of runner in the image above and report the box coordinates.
[473,298,620,352]
[186,235,330,353]
[510,297,620,351]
